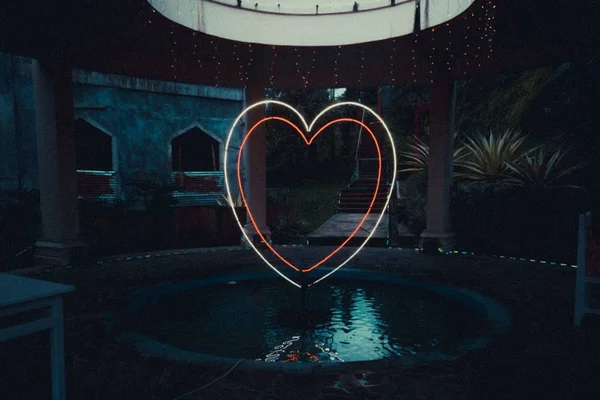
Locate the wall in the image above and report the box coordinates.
[0,54,37,191]
[72,69,245,202]
[0,52,245,203]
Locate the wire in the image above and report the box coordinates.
[171,359,244,400]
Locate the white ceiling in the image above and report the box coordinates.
[147,0,474,46]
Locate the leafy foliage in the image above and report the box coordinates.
[265,88,345,185]
[504,145,585,191]
[455,129,528,183]
[399,171,428,235]
[270,210,307,245]
[455,68,553,133]
[398,135,468,176]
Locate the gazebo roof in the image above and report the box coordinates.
[1,0,598,88]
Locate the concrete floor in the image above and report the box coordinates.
[308,212,412,239]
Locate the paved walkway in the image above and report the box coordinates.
[307,212,412,240]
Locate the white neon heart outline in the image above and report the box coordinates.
[223,101,397,288]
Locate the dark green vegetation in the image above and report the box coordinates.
[396,57,600,263]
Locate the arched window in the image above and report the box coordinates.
[75,119,113,171]
[75,118,117,200]
[171,127,220,172]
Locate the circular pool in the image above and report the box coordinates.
[111,269,510,371]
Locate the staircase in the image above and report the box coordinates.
[337,133,390,213]
[338,179,389,213]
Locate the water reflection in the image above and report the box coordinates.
[134,279,488,363]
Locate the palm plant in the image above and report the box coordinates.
[504,145,585,191]
[398,135,468,177]
[455,129,527,183]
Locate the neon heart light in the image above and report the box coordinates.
[239,116,380,273]
[224,101,397,288]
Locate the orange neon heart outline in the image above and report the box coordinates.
[223,101,398,288]
[237,117,382,274]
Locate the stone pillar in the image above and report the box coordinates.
[420,79,456,252]
[33,59,85,266]
[241,82,270,247]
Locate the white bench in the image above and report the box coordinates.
[574,212,600,326]
[0,273,75,399]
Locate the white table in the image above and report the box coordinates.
[0,273,75,400]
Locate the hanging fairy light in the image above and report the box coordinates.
[358,47,365,86]
[411,32,418,82]
[389,39,396,84]
[429,27,436,84]
[170,23,177,80]
[445,22,453,72]
[268,45,277,87]
[232,43,241,83]
[244,43,254,87]
[486,0,497,60]
[211,40,220,86]
[293,47,303,86]
[306,49,317,87]
[333,45,341,86]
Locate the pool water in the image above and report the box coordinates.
[129,278,492,364]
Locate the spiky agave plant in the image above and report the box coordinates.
[504,145,585,191]
[455,129,527,183]
[398,136,429,173]
[398,135,468,177]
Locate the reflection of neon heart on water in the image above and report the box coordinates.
[224,102,397,288]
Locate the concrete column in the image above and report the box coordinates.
[420,79,456,252]
[33,59,85,266]
[241,82,270,247]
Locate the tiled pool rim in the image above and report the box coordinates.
[107,268,511,373]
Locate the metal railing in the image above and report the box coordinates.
[171,171,225,206]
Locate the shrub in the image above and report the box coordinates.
[454,129,528,183]
[504,144,585,192]
[400,171,428,235]
[398,135,468,177]
[270,208,307,245]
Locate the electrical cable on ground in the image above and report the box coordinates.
[171,359,244,400]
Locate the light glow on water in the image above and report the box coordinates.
[132,279,489,363]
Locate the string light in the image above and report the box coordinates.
[294,47,303,86]
[429,27,436,84]
[211,40,220,86]
[268,45,277,87]
[333,45,341,86]
[412,32,418,82]
[445,22,452,72]
[191,31,197,59]
[390,38,396,84]
[358,47,365,86]
[486,0,497,61]
[170,23,177,80]
[305,49,317,87]
[244,43,254,87]
[232,43,242,83]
